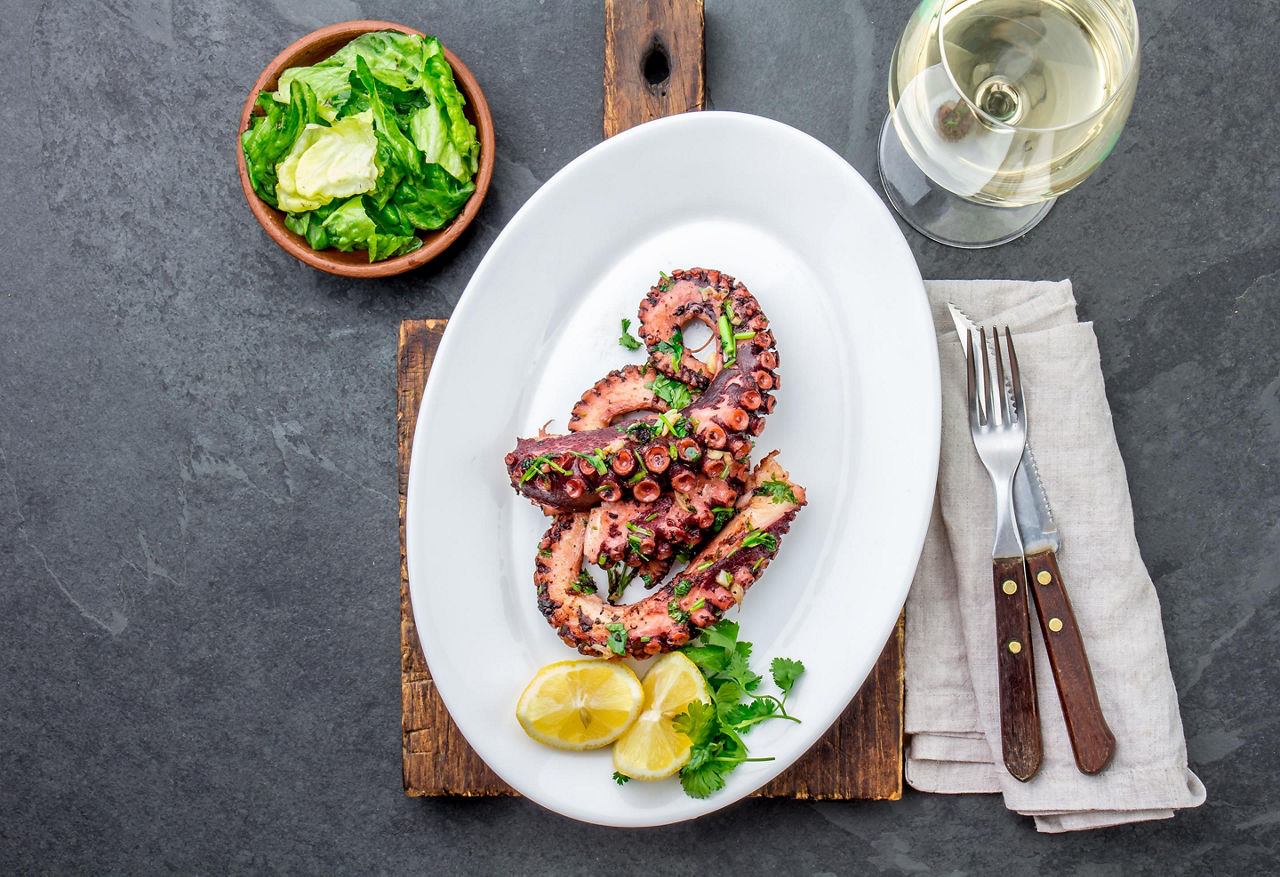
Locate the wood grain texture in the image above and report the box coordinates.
[1025,549,1115,775]
[603,0,706,137]
[992,555,1042,782]
[399,320,513,797]
[399,320,903,800]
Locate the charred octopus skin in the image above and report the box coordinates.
[504,268,779,512]
[535,453,806,659]
[567,364,670,432]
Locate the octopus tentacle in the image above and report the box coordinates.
[506,268,778,512]
[567,364,670,432]
[535,453,806,659]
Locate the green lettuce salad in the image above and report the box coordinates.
[241,31,480,262]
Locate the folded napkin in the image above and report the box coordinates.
[905,280,1206,832]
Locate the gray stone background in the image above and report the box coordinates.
[1,0,1276,873]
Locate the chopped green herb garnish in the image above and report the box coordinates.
[645,375,693,410]
[624,421,655,443]
[671,416,694,438]
[645,512,659,522]
[668,601,691,624]
[741,530,778,552]
[756,478,798,505]
[605,622,627,655]
[694,558,716,572]
[605,562,639,601]
[572,571,597,595]
[626,523,654,538]
[733,330,756,341]
[658,270,671,292]
[673,579,693,598]
[538,547,552,558]
[569,449,608,475]
[690,597,706,612]
[711,507,735,531]
[619,317,642,351]
[625,531,650,561]
[752,557,766,573]
[520,454,570,484]
[612,771,630,785]
[718,313,735,366]
[654,328,685,372]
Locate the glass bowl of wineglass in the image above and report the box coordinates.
[878,0,1139,248]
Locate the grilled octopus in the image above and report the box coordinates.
[508,267,803,658]
[504,268,779,512]
[536,453,806,658]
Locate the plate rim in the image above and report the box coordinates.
[406,110,940,826]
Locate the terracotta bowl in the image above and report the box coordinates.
[236,21,495,278]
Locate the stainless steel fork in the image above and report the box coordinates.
[966,328,1042,782]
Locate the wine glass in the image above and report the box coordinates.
[878,0,1140,249]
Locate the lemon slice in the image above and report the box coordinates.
[612,652,711,780]
[516,660,643,750]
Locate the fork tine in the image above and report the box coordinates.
[980,328,997,427]
[994,328,1012,427]
[965,330,982,429]
[1006,328,1025,427]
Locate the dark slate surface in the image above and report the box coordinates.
[2,0,1276,873]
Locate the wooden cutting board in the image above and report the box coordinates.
[399,0,903,801]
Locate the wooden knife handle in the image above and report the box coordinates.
[992,556,1042,781]
[1025,549,1116,774]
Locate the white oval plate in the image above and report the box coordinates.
[406,112,939,827]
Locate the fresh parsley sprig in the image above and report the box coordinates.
[671,620,805,799]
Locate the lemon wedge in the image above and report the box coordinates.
[516,660,644,750]
[612,652,711,780]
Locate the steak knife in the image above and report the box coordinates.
[948,304,1116,774]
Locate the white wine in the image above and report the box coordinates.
[887,0,1138,206]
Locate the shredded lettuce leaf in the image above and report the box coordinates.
[243,30,480,261]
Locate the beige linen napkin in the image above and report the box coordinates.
[905,280,1206,832]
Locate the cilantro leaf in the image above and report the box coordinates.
[703,620,740,651]
[619,318,642,351]
[720,697,778,730]
[679,760,727,799]
[673,699,718,749]
[770,657,805,695]
[680,645,729,675]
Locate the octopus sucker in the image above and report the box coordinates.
[534,452,806,659]
[506,268,779,513]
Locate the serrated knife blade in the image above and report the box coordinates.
[946,301,1115,775]
[947,303,1059,553]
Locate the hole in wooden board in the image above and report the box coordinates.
[642,41,670,87]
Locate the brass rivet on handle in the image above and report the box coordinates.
[1037,570,1052,585]
[1002,579,1018,595]
[1008,640,1023,654]
[1048,617,1064,632]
